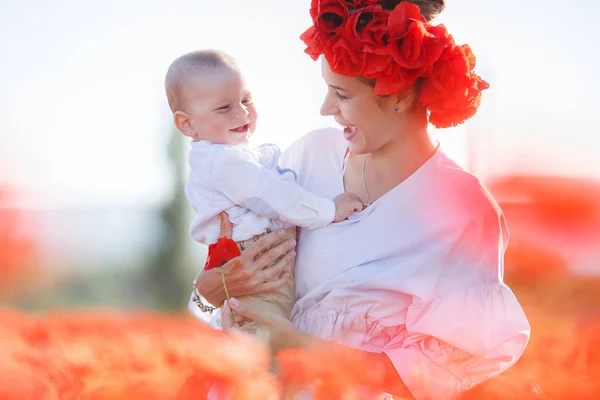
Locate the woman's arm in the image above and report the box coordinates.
[378,209,529,399]
[195,228,297,307]
[193,211,297,307]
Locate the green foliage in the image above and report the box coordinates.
[144,128,191,310]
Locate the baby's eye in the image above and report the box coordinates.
[217,105,231,112]
[242,98,253,105]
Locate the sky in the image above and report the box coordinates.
[1,0,599,208]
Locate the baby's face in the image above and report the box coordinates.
[181,67,257,146]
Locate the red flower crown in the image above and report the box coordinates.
[300,0,489,128]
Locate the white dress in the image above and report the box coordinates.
[190,128,531,399]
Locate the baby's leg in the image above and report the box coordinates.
[246,258,296,318]
[235,259,296,334]
[235,233,296,340]
[236,270,295,372]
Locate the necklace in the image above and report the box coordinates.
[362,156,373,206]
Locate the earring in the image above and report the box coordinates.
[394,106,399,112]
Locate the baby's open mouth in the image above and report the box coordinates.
[230,124,249,133]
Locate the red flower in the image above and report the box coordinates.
[204,237,241,271]
[310,0,350,33]
[176,373,213,400]
[387,1,426,37]
[300,25,330,60]
[324,34,363,77]
[360,52,393,80]
[300,0,489,128]
[340,5,391,78]
[419,44,490,128]
[373,63,423,95]
[381,3,450,94]
[344,5,390,51]
[342,0,378,8]
[0,187,36,296]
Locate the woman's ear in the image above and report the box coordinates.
[393,87,417,114]
[174,111,196,139]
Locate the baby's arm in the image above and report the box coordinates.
[209,147,360,228]
[332,193,363,222]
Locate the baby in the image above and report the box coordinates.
[165,49,362,338]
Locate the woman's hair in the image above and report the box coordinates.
[393,0,445,22]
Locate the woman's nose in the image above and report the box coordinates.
[320,94,337,116]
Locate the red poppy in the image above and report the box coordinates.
[419,44,490,128]
[204,237,241,271]
[0,187,36,296]
[323,34,363,76]
[310,0,350,33]
[300,0,489,128]
[382,4,450,94]
[342,0,378,7]
[300,25,331,61]
[344,5,389,50]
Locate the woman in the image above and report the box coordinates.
[190,0,530,398]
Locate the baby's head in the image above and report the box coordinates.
[165,50,256,146]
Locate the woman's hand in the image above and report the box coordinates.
[194,212,297,306]
[222,297,309,354]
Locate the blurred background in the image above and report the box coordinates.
[2,0,599,308]
[1,0,600,397]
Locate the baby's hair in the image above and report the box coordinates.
[165,49,239,113]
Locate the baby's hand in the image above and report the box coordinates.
[333,193,364,222]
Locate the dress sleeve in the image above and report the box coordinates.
[382,209,531,399]
[209,146,335,229]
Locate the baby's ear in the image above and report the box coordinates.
[173,111,195,139]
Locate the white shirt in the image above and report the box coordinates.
[185,140,336,244]
[189,128,530,399]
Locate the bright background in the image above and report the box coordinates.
[2,0,600,208]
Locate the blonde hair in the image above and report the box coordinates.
[164,49,239,113]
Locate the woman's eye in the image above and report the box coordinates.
[336,92,347,101]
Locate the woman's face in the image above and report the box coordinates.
[319,58,399,155]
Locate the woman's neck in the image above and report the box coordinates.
[367,125,438,185]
